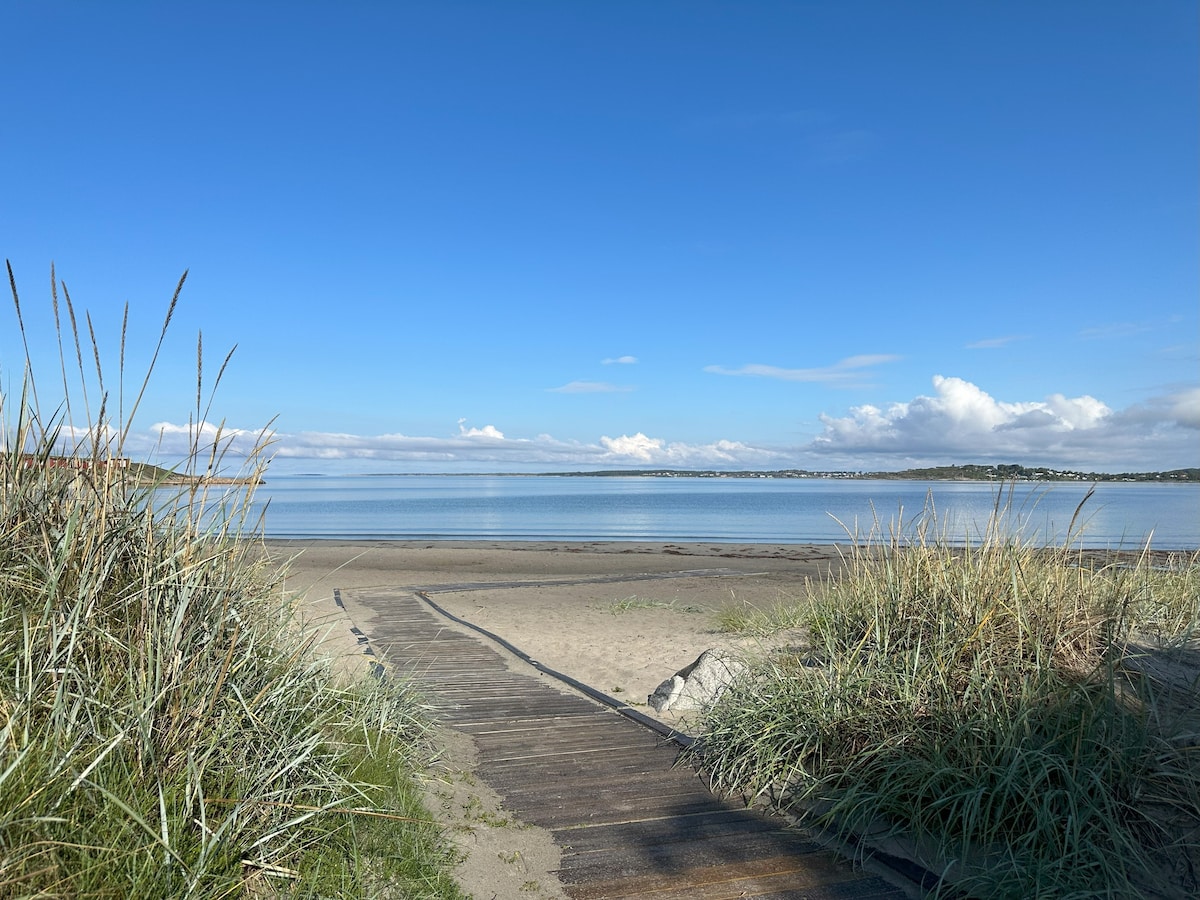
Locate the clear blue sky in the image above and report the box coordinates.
[3,2,1197,474]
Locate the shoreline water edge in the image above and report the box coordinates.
[244,476,1200,550]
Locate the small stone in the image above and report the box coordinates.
[647,649,747,713]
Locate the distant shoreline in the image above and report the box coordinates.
[281,465,1199,484]
[151,476,261,486]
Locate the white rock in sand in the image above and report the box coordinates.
[647,649,747,713]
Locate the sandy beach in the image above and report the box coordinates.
[260,539,848,899]
[264,539,843,712]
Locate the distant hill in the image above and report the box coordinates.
[15,455,259,485]
[546,465,1200,483]
[866,464,1200,483]
[129,462,260,485]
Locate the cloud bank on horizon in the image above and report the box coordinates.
[119,376,1198,476]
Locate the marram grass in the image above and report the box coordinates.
[697,503,1200,898]
[0,264,465,898]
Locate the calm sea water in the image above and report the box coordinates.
[240,475,1199,549]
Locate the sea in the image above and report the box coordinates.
[236,475,1199,550]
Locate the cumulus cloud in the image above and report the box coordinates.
[705,354,900,385]
[599,433,780,466]
[548,381,634,394]
[812,376,1105,453]
[35,419,277,476]
[1171,387,1200,428]
[143,421,269,458]
[9,422,123,460]
[599,433,662,460]
[602,355,638,365]
[810,376,1198,470]
[457,419,504,439]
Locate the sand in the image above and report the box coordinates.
[261,539,845,900]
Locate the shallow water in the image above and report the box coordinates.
[236,475,1199,549]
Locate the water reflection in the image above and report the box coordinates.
[230,476,1199,549]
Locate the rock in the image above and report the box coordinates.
[647,649,747,713]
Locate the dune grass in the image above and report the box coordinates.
[696,499,1200,898]
[604,595,704,615]
[0,265,465,898]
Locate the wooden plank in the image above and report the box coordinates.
[467,718,631,737]
[554,810,788,855]
[348,588,913,899]
[559,852,866,895]
[557,828,824,871]
[486,767,712,799]
[495,794,738,829]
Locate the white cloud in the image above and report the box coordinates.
[705,354,900,385]
[599,432,662,460]
[599,433,780,466]
[272,427,579,465]
[810,376,1198,470]
[602,355,638,365]
[1171,387,1200,428]
[457,419,504,439]
[140,421,270,459]
[9,422,122,460]
[27,420,277,476]
[548,381,634,394]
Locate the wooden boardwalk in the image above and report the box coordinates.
[345,586,913,900]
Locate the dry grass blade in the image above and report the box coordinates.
[62,281,91,428]
[7,260,40,414]
[119,269,184,449]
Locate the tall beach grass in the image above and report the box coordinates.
[0,264,464,898]
[695,496,1200,898]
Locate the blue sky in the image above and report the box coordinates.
[2,2,1197,474]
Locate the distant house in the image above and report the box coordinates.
[20,455,130,472]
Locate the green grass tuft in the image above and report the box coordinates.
[692,499,1200,898]
[605,595,704,615]
[0,264,465,898]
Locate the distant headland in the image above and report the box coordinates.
[539,464,1199,483]
[17,455,261,486]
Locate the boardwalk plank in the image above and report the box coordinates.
[348,587,913,899]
